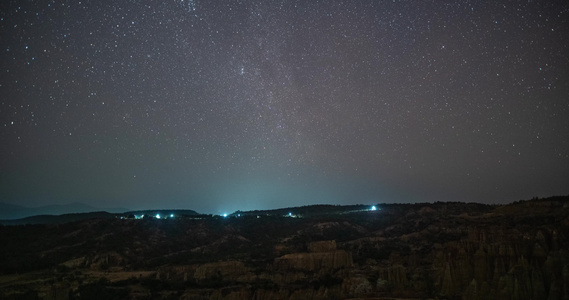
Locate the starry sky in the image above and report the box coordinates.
[1,0,568,214]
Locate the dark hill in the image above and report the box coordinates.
[0,211,116,225]
[0,202,129,220]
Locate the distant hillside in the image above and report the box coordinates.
[0,203,29,220]
[0,209,201,225]
[0,202,129,220]
[0,211,116,225]
[232,204,377,218]
[123,209,199,218]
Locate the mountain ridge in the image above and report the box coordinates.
[0,202,129,220]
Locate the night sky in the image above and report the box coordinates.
[1,0,568,214]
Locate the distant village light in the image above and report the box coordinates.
[371,206,377,211]
[156,214,161,219]
[170,214,174,218]
[223,213,228,217]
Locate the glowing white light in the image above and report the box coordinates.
[288,212,292,217]
[223,213,228,217]
[170,214,174,218]
[156,214,161,219]
[371,206,377,211]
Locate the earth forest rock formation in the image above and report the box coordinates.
[0,197,568,299]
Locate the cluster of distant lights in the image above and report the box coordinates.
[221,212,297,218]
[129,213,175,219]
[219,206,379,218]
[128,206,378,220]
[155,213,175,219]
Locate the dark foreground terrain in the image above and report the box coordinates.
[1,197,568,300]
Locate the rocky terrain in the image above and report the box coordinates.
[1,196,568,299]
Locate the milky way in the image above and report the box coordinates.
[1,0,568,213]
